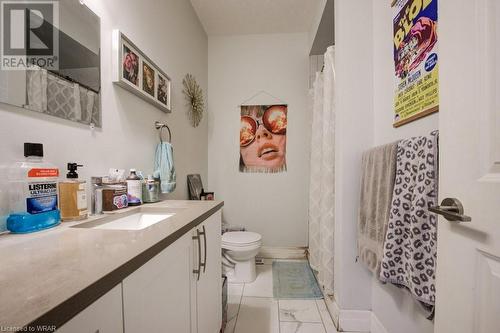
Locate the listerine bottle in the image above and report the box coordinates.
[6,143,61,233]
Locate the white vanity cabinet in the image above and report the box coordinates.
[193,211,222,333]
[122,231,195,332]
[56,285,123,333]
[122,210,222,333]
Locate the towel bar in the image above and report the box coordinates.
[155,121,172,143]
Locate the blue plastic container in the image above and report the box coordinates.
[7,210,60,234]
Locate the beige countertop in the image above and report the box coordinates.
[0,200,223,330]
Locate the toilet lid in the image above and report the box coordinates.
[222,231,262,245]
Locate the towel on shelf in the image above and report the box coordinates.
[357,141,398,275]
[153,142,176,193]
[379,130,439,318]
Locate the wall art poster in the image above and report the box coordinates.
[393,0,439,127]
[239,104,287,173]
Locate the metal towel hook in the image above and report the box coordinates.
[155,121,172,143]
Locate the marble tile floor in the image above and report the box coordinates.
[225,260,339,333]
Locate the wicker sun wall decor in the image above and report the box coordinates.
[182,73,205,127]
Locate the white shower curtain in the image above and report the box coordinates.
[308,46,335,296]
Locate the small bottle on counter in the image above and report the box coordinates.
[126,169,142,206]
[59,163,88,221]
[90,176,103,215]
[142,175,160,203]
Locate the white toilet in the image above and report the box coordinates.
[222,231,262,283]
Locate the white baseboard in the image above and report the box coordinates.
[370,313,388,333]
[338,310,371,332]
[333,310,388,333]
[257,246,307,259]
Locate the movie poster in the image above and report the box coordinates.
[239,105,287,173]
[393,0,439,127]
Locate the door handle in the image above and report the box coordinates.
[429,198,471,222]
[192,234,201,281]
[198,226,207,273]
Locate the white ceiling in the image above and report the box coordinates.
[190,0,323,35]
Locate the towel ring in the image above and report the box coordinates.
[155,121,172,143]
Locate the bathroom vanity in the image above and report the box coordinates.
[0,200,223,333]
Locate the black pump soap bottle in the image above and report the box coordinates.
[59,163,88,221]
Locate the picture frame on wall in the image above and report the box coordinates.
[141,59,156,97]
[112,29,172,113]
[121,42,139,87]
[157,72,170,108]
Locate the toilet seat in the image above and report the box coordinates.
[222,231,262,247]
[222,242,261,251]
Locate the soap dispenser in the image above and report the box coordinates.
[59,163,88,221]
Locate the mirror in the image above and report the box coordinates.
[0,0,101,126]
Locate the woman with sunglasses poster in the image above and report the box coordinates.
[239,105,287,173]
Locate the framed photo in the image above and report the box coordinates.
[142,60,155,97]
[112,30,172,113]
[122,42,139,87]
[157,72,171,109]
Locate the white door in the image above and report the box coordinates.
[435,0,500,332]
[195,211,222,333]
[122,232,194,333]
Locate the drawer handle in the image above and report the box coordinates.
[192,234,201,281]
[199,226,207,273]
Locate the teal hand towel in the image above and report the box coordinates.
[154,142,176,193]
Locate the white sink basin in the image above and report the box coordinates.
[92,213,174,231]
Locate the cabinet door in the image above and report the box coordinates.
[56,284,123,333]
[196,210,222,333]
[122,232,194,333]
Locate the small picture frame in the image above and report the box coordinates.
[112,30,171,113]
[157,72,171,109]
[122,42,139,87]
[141,60,155,97]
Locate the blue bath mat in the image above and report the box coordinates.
[272,261,323,299]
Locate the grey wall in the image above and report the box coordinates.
[334,0,438,331]
[371,1,437,332]
[0,0,208,209]
[208,33,311,247]
[333,0,373,311]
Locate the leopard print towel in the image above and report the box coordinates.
[379,130,439,317]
